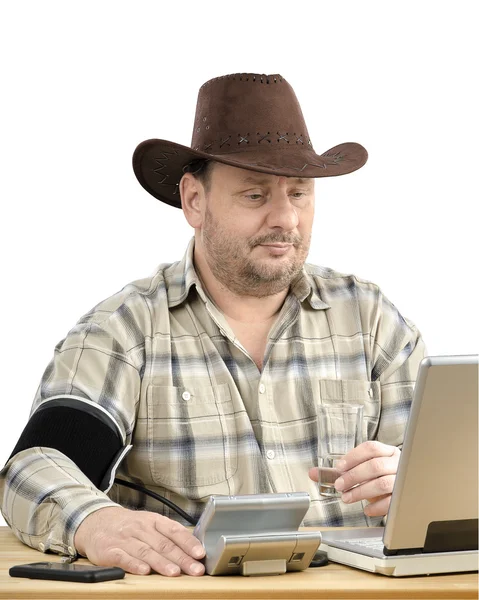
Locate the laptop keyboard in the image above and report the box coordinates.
[344,537,385,553]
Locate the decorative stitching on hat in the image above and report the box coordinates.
[219,136,231,148]
[193,132,312,153]
[257,132,271,144]
[321,150,345,163]
[247,160,328,171]
[151,151,180,190]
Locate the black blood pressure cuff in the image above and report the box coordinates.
[8,397,132,493]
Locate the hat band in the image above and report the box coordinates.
[192,130,313,153]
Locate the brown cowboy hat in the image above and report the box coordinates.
[133,73,368,208]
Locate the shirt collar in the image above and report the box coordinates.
[165,238,330,310]
[291,269,331,310]
[164,238,202,308]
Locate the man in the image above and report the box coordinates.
[0,73,425,577]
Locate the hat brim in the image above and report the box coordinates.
[133,139,368,208]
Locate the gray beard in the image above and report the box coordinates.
[208,251,304,298]
[202,210,309,298]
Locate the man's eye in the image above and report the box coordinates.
[291,192,306,198]
[247,194,263,201]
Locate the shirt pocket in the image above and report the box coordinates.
[146,382,237,488]
[317,379,381,441]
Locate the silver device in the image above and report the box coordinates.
[320,354,479,576]
[193,492,322,575]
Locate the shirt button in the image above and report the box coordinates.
[266,450,275,460]
[368,388,373,398]
[182,391,191,401]
[38,542,45,552]
[259,384,266,394]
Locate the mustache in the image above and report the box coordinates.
[249,233,303,248]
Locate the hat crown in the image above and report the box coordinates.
[132,72,368,208]
[191,73,313,154]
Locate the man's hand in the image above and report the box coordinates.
[309,441,401,517]
[74,506,206,576]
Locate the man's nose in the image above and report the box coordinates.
[265,193,300,231]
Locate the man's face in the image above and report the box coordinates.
[191,163,315,298]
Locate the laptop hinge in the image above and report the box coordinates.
[424,519,478,553]
[383,518,478,556]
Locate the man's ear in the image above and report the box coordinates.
[180,173,203,228]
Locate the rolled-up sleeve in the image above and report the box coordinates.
[370,290,427,448]
[0,311,142,556]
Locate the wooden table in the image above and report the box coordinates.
[0,527,477,599]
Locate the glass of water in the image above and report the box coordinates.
[317,403,363,497]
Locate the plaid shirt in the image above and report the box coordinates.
[1,239,426,557]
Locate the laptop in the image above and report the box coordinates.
[319,354,478,576]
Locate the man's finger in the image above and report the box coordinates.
[154,515,205,559]
[143,535,204,577]
[334,454,398,492]
[102,542,178,576]
[363,494,392,517]
[340,474,396,504]
[337,441,400,472]
[128,516,205,576]
[101,546,150,575]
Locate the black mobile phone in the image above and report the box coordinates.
[9,561,125,583]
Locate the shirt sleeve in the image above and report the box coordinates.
[370,289,427,448]
[0,314,142,557]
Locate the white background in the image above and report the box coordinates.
[0,1,477,527]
